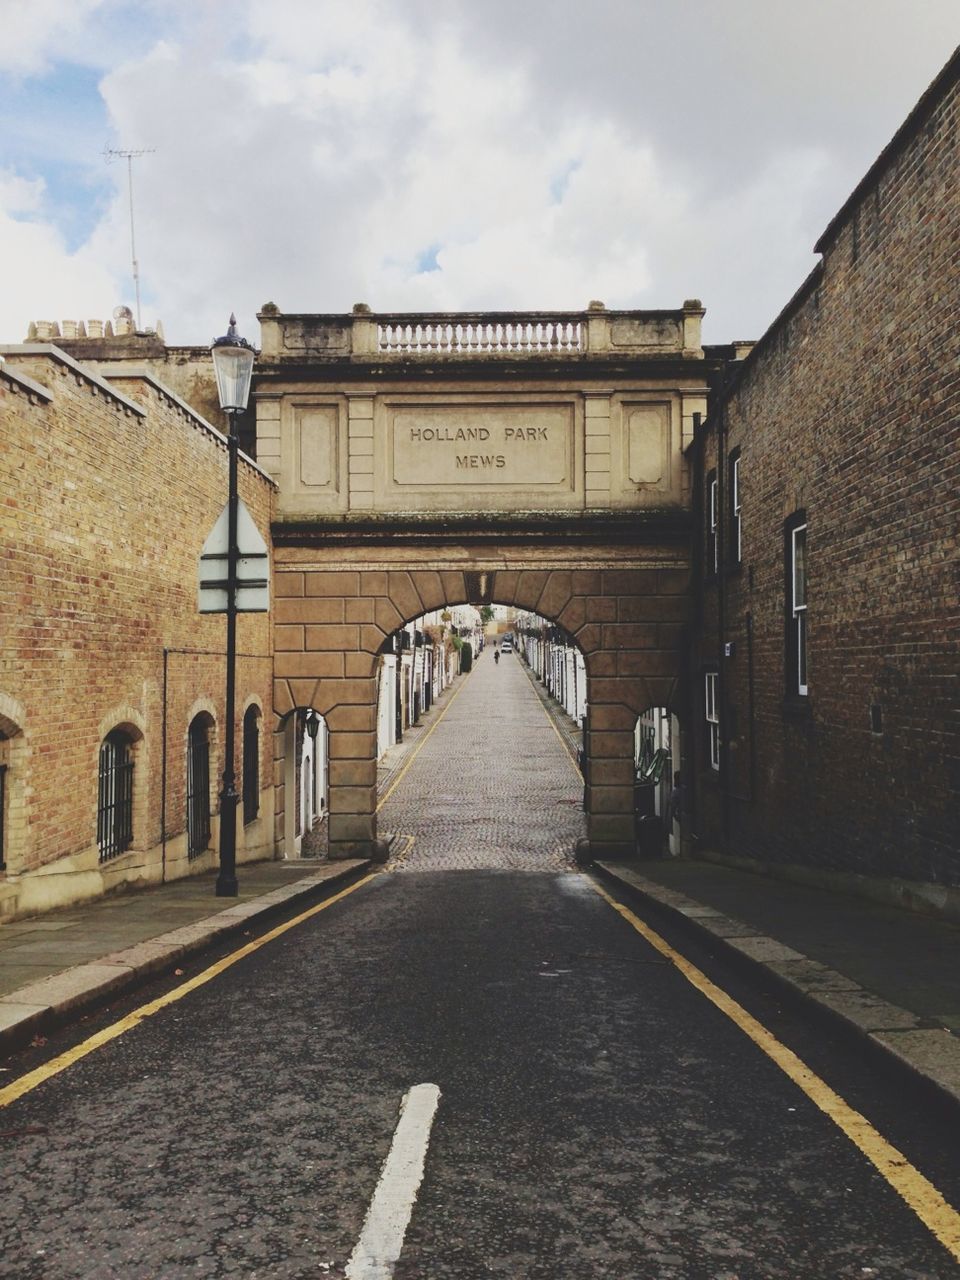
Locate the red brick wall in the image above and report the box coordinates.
[0,351,276,913]
[691,61,959,887]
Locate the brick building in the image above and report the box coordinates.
[687,49,959,914]
[0,343,276,920]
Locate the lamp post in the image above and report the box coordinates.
[211,314,255,896]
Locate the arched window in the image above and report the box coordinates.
[98,730,135,862]
[242,705,260,826]
[0,731,8,872]
[187,715,213,859]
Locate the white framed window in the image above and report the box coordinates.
[705,671,720,770]
[788,517,808,696]
[707,471,718,575]
[730,451,741,565]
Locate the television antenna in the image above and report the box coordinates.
[103,146,155,331]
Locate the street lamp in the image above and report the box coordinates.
[211,314,255,896]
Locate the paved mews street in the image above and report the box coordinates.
[1,651,958,1278]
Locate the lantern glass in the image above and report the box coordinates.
[211,340,255,413]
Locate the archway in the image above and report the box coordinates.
[276,707,329,859]
[273,565,688,863]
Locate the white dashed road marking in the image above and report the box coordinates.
[345,1083,442,1279]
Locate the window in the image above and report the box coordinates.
[0,725,19,874]
[729,450,741,565]
[187,716,212,858]
[242,705,260,826]
[98,730,134,862]
[786,514,808,696]
[0,756,6,873]
[705,672,720,770]
[707,470,718,575]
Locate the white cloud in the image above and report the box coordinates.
[0,0,108,75]
[0,168,44,213]
[0,175,121,337]
[1,1,958,346]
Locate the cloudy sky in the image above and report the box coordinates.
[1,0,957,347]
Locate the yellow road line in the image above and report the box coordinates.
[376,670,473,812]
[0,873,378,1110]
[388,834,416,869]
[589,878,960,1263]
[528,664,584,780]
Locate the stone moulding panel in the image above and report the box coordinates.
[609,393,682,507]
[610,316,682,350]
[281,320,350,355]
[279,396,348,515]
[375,394,583,511]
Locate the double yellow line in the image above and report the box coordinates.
[0,669,477,1108]
[0,874,376,1110]
[589,879,960,1264]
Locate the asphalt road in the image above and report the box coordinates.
[1,653,957,1278]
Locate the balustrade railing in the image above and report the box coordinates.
[377,315,583,355]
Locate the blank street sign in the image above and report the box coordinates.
[198,499,270,613]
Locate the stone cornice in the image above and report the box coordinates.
[271,508,691,547]
[0,344,145,416]
[96,365,277,490]
[0,361,53,403]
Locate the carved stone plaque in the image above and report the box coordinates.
[389,402,575,490]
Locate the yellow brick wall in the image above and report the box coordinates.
[0,352,276,918]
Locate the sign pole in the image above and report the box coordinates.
[216,415,240,896]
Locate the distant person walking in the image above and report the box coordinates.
[494,650,500,665]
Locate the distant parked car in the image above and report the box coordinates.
[500,639,513,653]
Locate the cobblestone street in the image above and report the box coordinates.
[379,651,584,873]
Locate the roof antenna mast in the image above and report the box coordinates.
[103,146,156,331]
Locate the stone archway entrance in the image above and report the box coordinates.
[256,301,712,862]
[272,558,688,861]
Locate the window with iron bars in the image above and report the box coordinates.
[187,717,212,859]
[98,730,134,862]
[242,706,260,826]
[0,762,6,872]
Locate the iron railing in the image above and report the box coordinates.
[97,732,134,863]
[187,725,211,858]
[0,764,6,871]
[242,708,259,826]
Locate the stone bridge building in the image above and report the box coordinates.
[254,301,714,862]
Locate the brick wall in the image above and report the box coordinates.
[690,54,959,891]
[0,349,276,918]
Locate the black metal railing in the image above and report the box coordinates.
[242,709,259,826]
[0,764,6,871]
[187,727,211,858]
[97,733,134,863]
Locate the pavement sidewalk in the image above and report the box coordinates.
[594,857,960,1111]
[0,859,370,1057]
